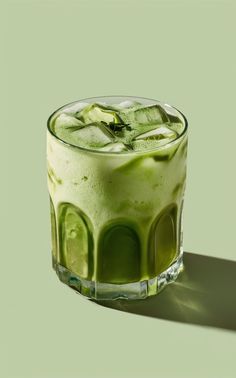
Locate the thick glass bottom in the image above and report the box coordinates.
[53,253,183,300]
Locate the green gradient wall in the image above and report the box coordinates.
[3,1,236,378]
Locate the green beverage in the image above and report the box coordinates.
[47,96,188,300]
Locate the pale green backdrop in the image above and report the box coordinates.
[2,1,236,378]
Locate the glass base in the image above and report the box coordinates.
[54,253,183,300]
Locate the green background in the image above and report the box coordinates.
[3,1,236,377]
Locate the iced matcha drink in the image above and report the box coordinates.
[47,96,188,300]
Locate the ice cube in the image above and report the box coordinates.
[131,125,177,151]
[163,104,181,122]
[120,104,169,125]
[60,102,89,115]
[66,123,115,149]
[167,122,184,135]
[99,142,130,152]
[77,103,122,124]
[134,126,177,141]
[131,138,172,152]
[131,122,165,136]
[117,100,142,109]
[53,113,84,141]
[54,113,84,129]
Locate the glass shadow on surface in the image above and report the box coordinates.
[92,252,236,331]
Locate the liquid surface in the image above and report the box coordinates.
[51,100,184,152]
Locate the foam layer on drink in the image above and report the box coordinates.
[50,100,185,152]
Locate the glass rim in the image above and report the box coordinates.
[47,95,188,156]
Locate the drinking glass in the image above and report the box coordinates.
[47,96,188,300]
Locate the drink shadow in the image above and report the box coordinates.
[92,252,236,331]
